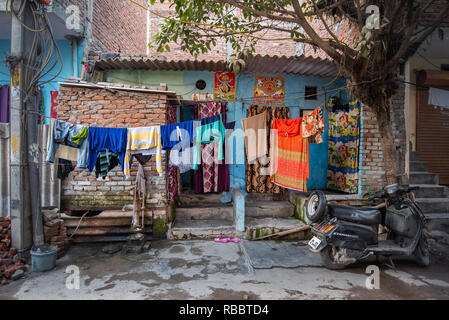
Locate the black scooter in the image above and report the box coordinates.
[305,184,430,269]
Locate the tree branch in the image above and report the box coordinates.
[213,0,299,24]
[290,0,342,62]
[410,2,449,48]
[310,0,341,44]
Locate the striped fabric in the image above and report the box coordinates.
[124,126,163,178]
[96,151,119,179]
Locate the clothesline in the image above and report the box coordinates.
[3,80,359,122]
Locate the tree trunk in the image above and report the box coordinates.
[371,97,402,185]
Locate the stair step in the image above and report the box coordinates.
[66,226,152,236]
[425,213,449,234]
[410,151,420,161]
[175,206,233,221]
[171,220,235,240]
[70,235,152,243]
[245,201,294,218]
[61,210,155,243]
[409,161,428,172]
[61,210,153,228]
[416,198,449,213]
[246,193,287,202]
[245,217,308,240]
[176,193,225,207]
[410,184,448,198]
[409,172,439,185]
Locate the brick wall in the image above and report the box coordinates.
[92,0,148,55]
[360,107,386,194]
[56,84,168,210]
[360,80,406,194]
[146,2,299,60]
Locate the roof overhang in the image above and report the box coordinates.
[95,54,340,78]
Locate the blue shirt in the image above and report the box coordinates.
[87,127,128,172]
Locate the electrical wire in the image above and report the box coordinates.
[7,0,46,32]
[417,52,442,71]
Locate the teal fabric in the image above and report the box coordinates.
[192,114,226,170]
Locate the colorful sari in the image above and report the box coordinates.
[327,100,361,194]
[270,118,309,192]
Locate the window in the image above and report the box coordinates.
[305,86,318,100]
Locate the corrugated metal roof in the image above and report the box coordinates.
[95,54,339,78]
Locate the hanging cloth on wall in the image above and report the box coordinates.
[167,106,179,204]
[124,126,163,179]
[50,91,59,119]
[270,118,309,192]
[224,121,236,168]
[95,151,120,179]
[428,87,449,109]
[161,120,196,174]
[302,106,325,143]
[241,111,268,163]
[192,116,226,170]
[46,118,78,162]
[327,100,361,194]
[0,85,9,123]
[161,120,195,150]
[193,102,229,194]
[46,119,89,168]
[245,105,289,194]
[87,127,128,173]
[57,159,75,180]
[132,163,146,231]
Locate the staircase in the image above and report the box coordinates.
[170,193,307,240]
[245,193,307,240]
[410,151,449,234]
[170,193,236,240]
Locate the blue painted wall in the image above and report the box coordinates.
[0,40,11,85]
[0,39,85,124]
[40,40,85,124]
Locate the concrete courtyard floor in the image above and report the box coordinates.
[0,240,448,300]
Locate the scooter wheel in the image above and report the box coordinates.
[320,246,347,270]
[306,191,327,223]
[414,237,430,267]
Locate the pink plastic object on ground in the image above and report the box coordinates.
[214,237,240,243]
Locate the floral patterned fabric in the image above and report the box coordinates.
[302,106,325,143]
[327,100,361,194]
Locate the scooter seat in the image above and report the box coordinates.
[328,205,381,225]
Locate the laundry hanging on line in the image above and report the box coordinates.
[269,117,309,192]
[428,87,449,109]
[46,119,89,168]
[95,150,120,179]
[87,126,128,173]
[240,111,268,163]
[302,106,325,144]
[44,104,323,191]
[124,126,163,179]
[192,114,226,171]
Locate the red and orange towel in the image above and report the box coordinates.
[270,118,309,192]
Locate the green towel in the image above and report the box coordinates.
[70,127,88,145]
